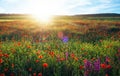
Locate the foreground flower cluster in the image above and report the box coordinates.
[0,44,120,76]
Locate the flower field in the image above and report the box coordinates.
[0,18,120,76]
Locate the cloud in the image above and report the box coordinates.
[0,0,119,14]
[0,7,6,13]
[66,0,120,14]
[65,0,92,9]
[99,0,112,3]
[3,0,21,3]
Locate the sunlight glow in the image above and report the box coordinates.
[31,13,52,23]
[27,0,66,23]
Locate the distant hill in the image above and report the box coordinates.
[0,14,30,16]
[53,13,120,21]
[0,13,120,20]
[0,13,120,17]
[74,13,120,17]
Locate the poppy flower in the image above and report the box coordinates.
[0,54,3,57]
[38,73,42,76]
[17,42,21,46]
[70,53,75,58]
[49,52,54,57]
[27,45,31,49]
[3,54,9,58]
[105,74,108,76]
[0,73,5,76]
[60,58,65,61]
[12,64,14,68]
[38,55,43,59]
[79,65,84,70]
[83,59,87,63]
[118,49,120,53]
[101,63,106,69]
[36,60,39,63]
[106,64,111,69]
[43,63,48,68]
[33,73,36,76]
[0,58,3,64]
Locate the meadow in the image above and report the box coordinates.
[0,15,120,76]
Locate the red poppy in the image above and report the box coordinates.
[0,54,3,57]
[33,73,36,76]
[79,65,84,70]
[70,53,75,58]
[101,63,106,69]
[0,73,5,76]
[27,45,31,49]
[0,58,3,64]
[43,63,48,68]
[38,55,43,59]
[106,65,111,69]
[36,60,39,63]
[118,49,120,53]
[83,59,87,63]
[17,42,21,46]
[105,74,108,76]
[12,64,14,68]
[60,58,65,61]
[3,54,9,58]
[49,52,54,57]
[38,73,42,76]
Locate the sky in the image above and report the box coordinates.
[0,0,120,15]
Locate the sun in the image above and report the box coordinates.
[31,12,52,23]
[27,0,64,23]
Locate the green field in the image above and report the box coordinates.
[0,15,120,76]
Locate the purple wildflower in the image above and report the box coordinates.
[84,60,92,76]
[94,58,100,72]
[84,60,92,71]
[65,52,69,60]
[62,36,69,43]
